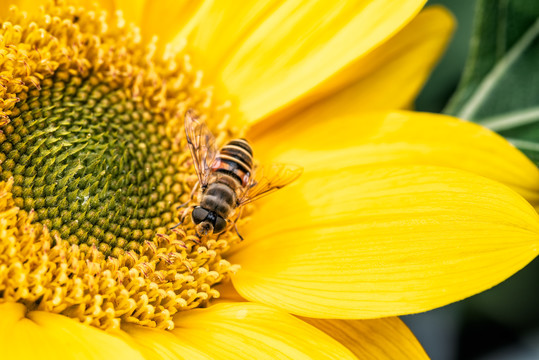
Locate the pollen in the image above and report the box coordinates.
[0,2,240,330]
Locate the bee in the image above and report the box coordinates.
[176,110,302,240]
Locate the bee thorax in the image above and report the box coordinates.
[200,187,235,218]
[206,182,236,202]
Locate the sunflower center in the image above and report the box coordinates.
[4,73,177,257]
[0,3,240,330]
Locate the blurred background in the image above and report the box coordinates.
[406,0,539,359]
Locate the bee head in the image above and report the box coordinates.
[196,221,214,237]
[192,206,227,235]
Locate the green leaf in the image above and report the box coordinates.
[444,0,539,162]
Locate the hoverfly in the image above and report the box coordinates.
[176,110,302,240]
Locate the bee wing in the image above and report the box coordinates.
[184,110,218,187]
[238,163,303,206]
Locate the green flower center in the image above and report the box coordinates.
[3,74,180,257]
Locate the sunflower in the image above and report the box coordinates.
[0,0,538,358]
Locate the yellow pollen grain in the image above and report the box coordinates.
[0,2,243,331]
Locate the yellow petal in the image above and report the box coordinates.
[0,302,26,328]
[318,5,454,111]
[1,0,34,11]
[250,5,454,135]
[0,0,41,15]
[170,0,282,76]
[302,317,428,359]
[115,0,144,27]
[138,0,211,46]
[0,303,144,360]
[172,302,357,359]
[0,303,58,360]
[252,110,539,205]
[172,0,426,125]
[72,0,116,15]
[0,0,17,14]
[230,165,539,318]
[122,323,212,360]
[214,279,248,303]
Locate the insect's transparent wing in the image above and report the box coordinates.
[238,163,303,206]
[184,110,218,187]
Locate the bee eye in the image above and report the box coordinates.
[213,216,227,234]
[192,207,209,224]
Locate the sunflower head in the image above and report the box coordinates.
[0,1,242,330]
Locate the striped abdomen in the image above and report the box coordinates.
[211,139,253,187]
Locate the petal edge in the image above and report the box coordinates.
[231,165,539,318]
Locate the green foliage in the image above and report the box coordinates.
[444,0,539,163]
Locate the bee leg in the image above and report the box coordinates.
[231,207,245,241]
[170,205,195,229]
[233,223,244,241]
[170,222,182,230]
[180,205,195,223]
[177,181,199,209]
